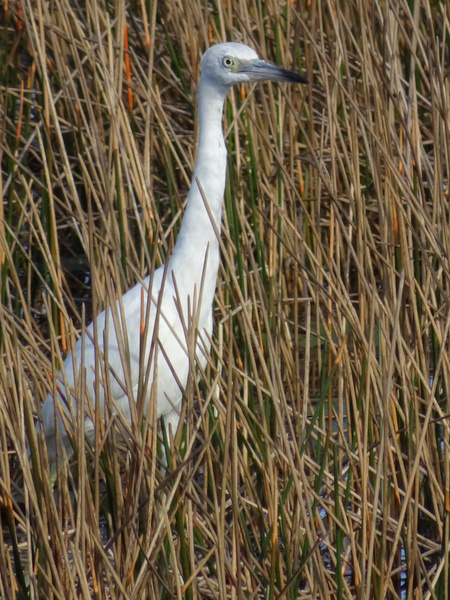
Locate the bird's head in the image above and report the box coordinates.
[200,42,308,91]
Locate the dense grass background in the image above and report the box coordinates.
[1,0,449,598]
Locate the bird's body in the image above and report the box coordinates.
[40,42,307,465]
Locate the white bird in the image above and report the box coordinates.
[40,42,308,466]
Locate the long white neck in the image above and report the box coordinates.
[169,78,229,318]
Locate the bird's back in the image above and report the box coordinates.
[40,262,212,464]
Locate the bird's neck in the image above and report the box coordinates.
[187,79,229,228]
[169,80,229,313]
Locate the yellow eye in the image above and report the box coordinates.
[223,56,235,68]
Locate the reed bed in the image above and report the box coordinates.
[0,0,449,598]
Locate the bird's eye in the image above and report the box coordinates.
[223,56,235,69]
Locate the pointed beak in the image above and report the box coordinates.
[239,59,309,84]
